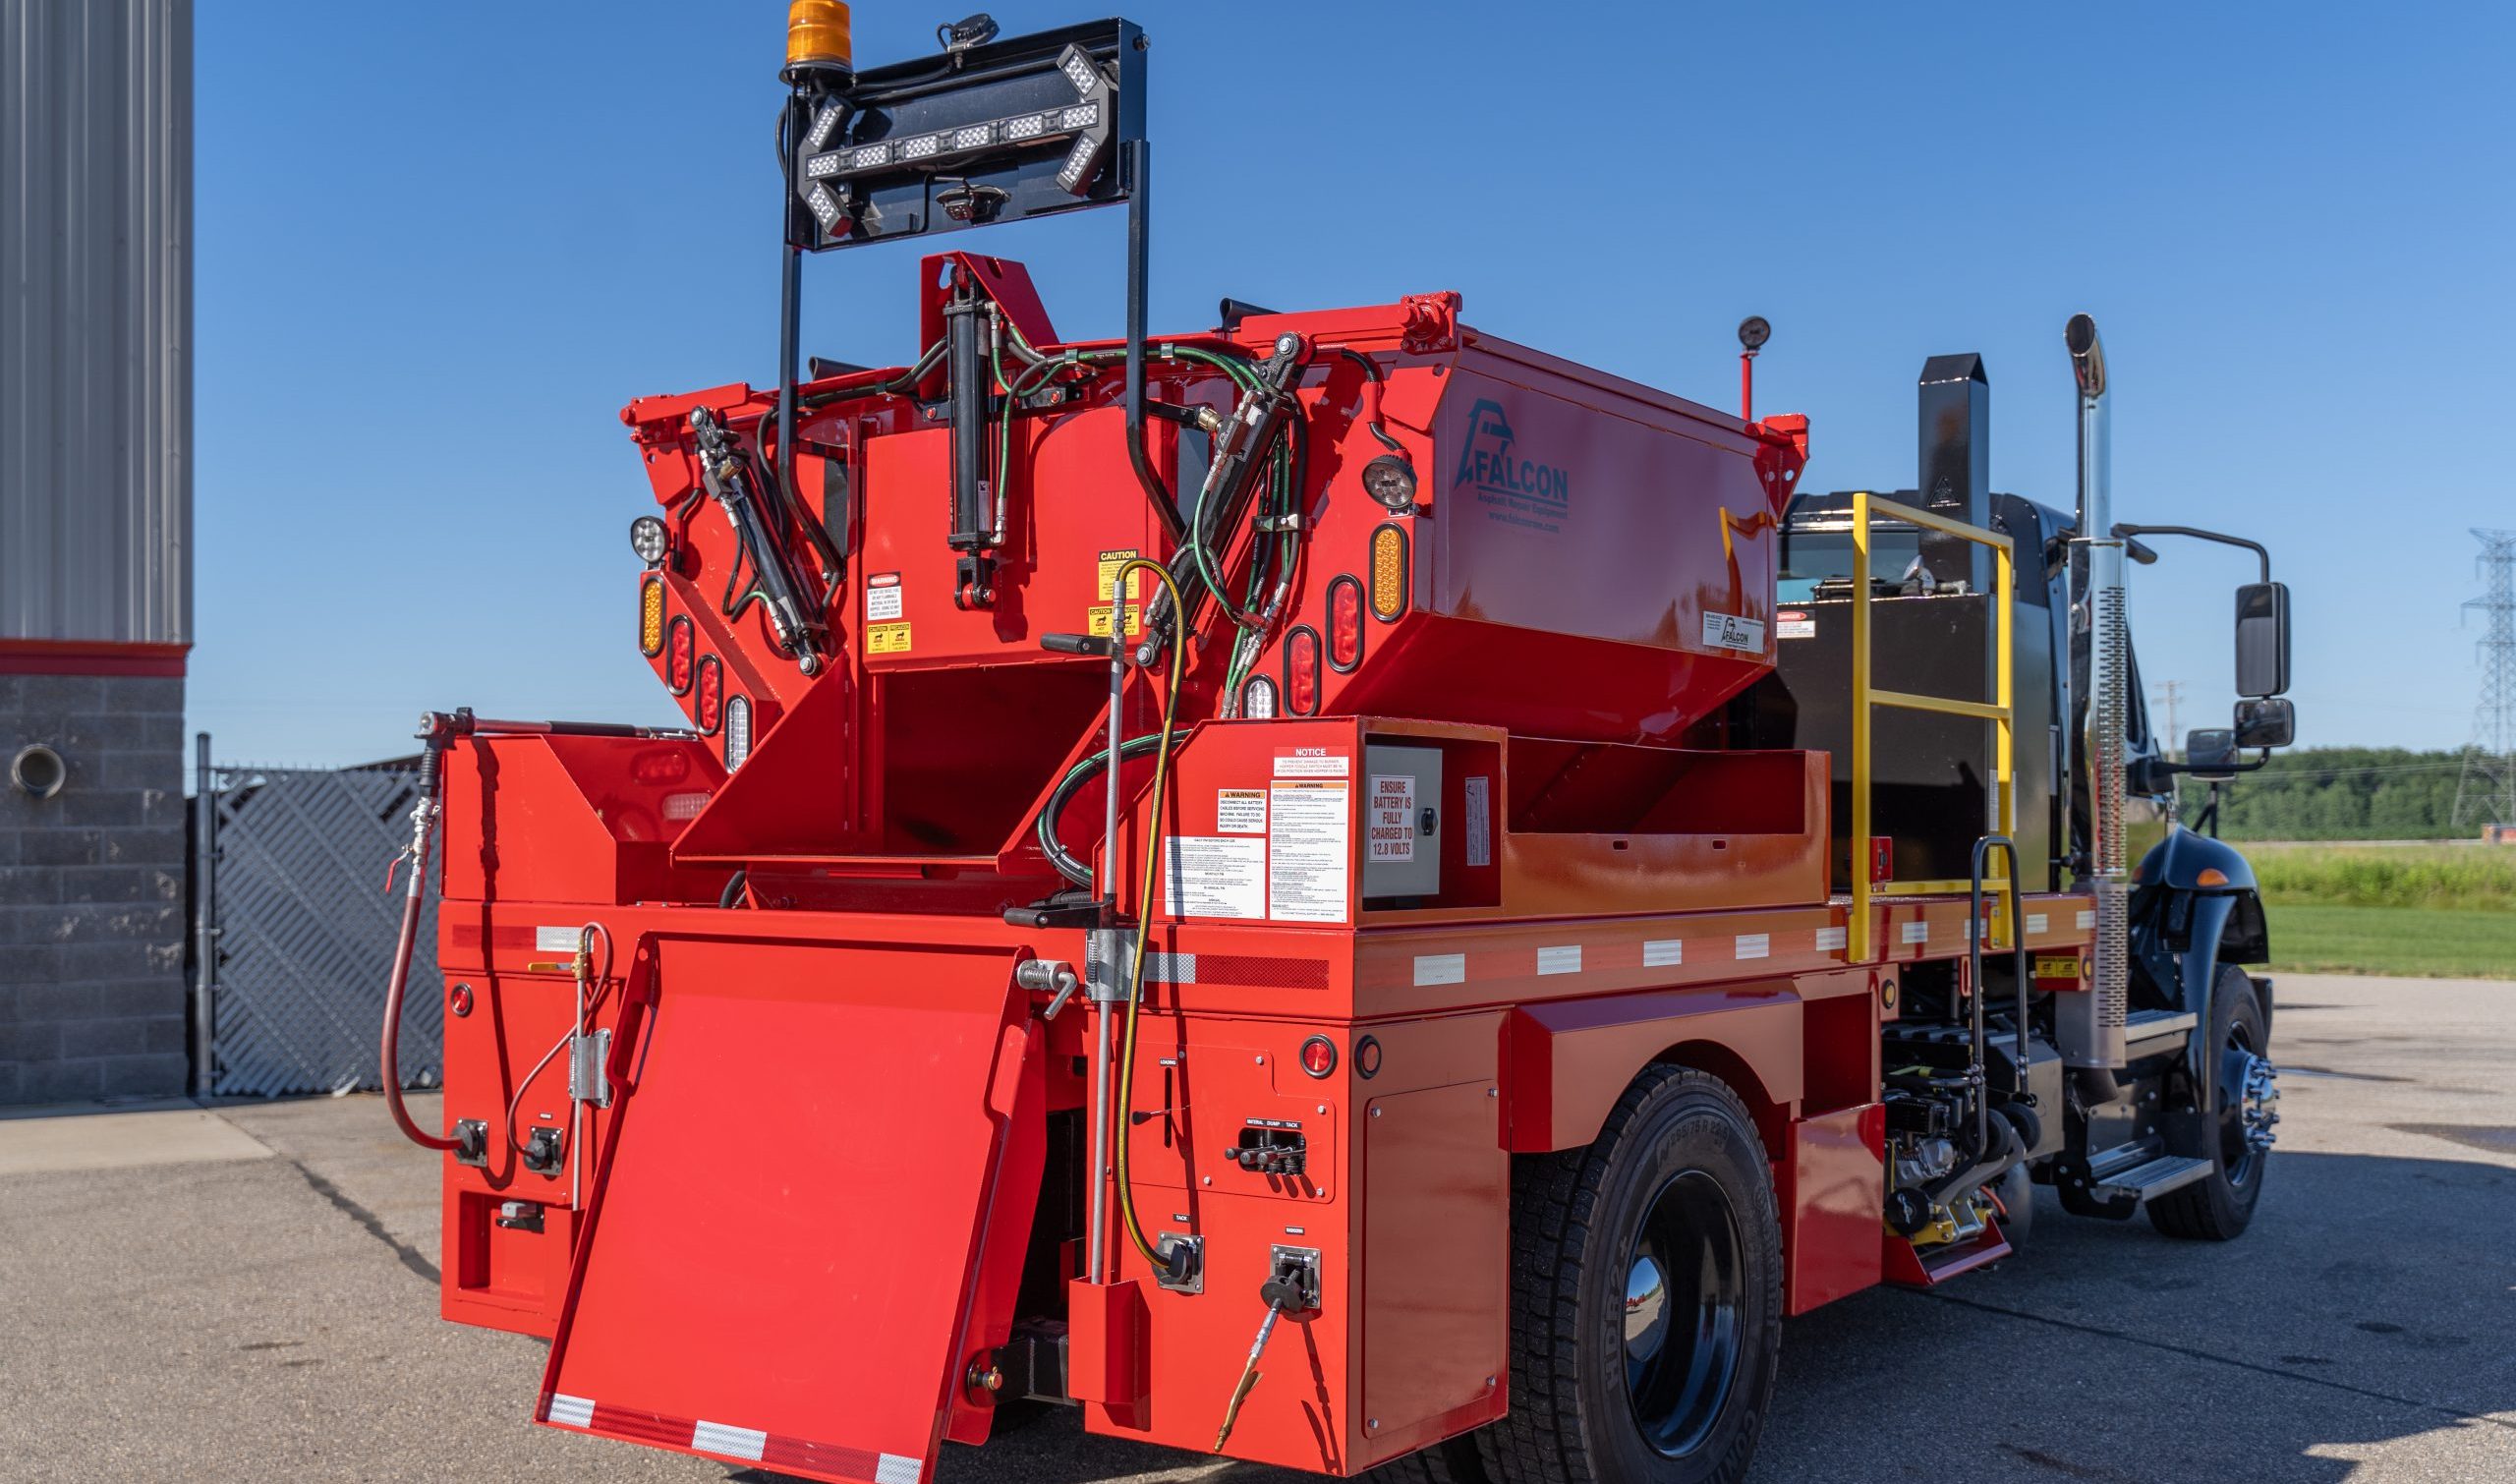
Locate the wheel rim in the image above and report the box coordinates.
[2217,1022,2278,1187]
[1622,1169,1746,1458]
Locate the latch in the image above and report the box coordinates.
[521,1124,565,1176]
[494,1200,544,1233]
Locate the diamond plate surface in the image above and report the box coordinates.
[207,767,440,1097]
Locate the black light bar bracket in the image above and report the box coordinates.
[790,19,1145,252]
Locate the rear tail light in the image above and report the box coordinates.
[723,695,753,769]
[666,614,696,693]
[640,575,666,655]
[1370,523,1409,620]
[695,655,724,733]
[1298,1035,1338,1077]
[1327,576,1364,671]
[1285,627,1321,716]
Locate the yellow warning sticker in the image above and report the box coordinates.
[1086,603,1144,638]
[2033,954,2082,981]
[1095,547,1143,601]
[866,621,912,655]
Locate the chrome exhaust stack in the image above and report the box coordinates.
[2062,314,2130,1070]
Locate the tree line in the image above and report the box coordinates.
[2175,747,2487,841]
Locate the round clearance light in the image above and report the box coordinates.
[1361,454,1417,511]
[1298,1035,1338,1079]
[630,516,670,567]
[11,743,66,800]
[1354,1035,1383,1080]
[1241,675,1278,719]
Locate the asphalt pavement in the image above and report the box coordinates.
[2,972,2509,1483]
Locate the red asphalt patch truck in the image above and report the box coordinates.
[380,11,2301,1483]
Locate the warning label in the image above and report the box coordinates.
[1462,775,1492,868]
[1217,788,1267,835]
[1166,836,1266,920]
[865,573,903,621]
[865,622,912,655]
[1268,780,1349,923]
[1367,773,1416,863]
[1274,749,1350,778]
[1777,609,1814,640]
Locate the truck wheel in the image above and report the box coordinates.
[1365,1435,1494,1484]
[2148,968,2274,1241]
[1477,1065,1782,1484]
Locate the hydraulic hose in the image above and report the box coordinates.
[1109,558,1189,1282]
[381,742,458,1152]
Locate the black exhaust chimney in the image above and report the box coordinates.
[1916,352,1992,597]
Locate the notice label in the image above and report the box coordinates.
[1268,780,1349,923]
[1274,749,1350,778]
[866,621,912,655]
[1777,609,1815,640]
[1166,836,1266,920]
[1366,773,1416,863]
[865,573,903,621]
[1701,611,1767,654]
[1217,788,1267,834]
[1462,775,1492,868]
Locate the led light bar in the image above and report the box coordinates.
[805,99,1103,181]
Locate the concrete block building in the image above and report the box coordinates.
[1,0,195,1104]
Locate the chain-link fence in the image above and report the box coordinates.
[198,760,440,1097]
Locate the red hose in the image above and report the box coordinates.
[382,750,459,1153]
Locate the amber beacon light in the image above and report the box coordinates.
[784,0,854,86]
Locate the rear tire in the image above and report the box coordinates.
[2148,968,2272,1241]
[1364,1434,1494,1484]
[1476,1066,1782,1484]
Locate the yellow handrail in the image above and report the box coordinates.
[1848,490,2015,963]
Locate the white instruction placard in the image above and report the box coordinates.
[1366,773,1416,863]
[1216,788,1268,835]
[1268,780,1349,923]
[1166,836,1266,920]
[1274,749,1350,777]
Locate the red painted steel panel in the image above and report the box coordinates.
[1783,1104,1884,1314]
[1361,1080,1508,1452]
[537,938,1037,1484]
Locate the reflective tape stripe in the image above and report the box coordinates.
[2027,913,2048,935]
[1642,939,1685,967]
[2077,909,2096,930]
[1144,951,1196,984]
[1901,921,1930,944]
[545,1395,596,1429]
[1536,944,1581,975]
[877,1455,925,1484]
[692,1420,768,1462]
[1413,952,1466,986]
[1814,926,1847,952]
[1734,934,1770,960]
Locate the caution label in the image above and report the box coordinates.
[865,621,912,655]
[1086,603,1143,638]
[1268,779,1349,923]
[2034,954,2085,983]
[1367,773,1416,863]
[1095,548,1143,600]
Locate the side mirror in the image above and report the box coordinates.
[2233,696,2295,750]
[2235,581,2290,698]
[2185,728,2239,779]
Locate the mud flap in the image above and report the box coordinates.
[537,939,1043,1484]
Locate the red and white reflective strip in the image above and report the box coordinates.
[542,1393,921,1484]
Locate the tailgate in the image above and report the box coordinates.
[538,937,1041,1484]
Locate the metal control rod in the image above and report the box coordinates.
[1085,560,1131,1283]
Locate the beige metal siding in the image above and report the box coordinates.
[1,0,192,645]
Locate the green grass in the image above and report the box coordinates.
[2264,902,2516,980]
[2246,842,2516,912]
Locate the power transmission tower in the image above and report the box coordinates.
[2151,680,2185,757]
[2453,528,2516,830]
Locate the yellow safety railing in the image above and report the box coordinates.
[1849,490,2015,963]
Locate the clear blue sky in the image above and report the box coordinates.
[191,2,2514,769]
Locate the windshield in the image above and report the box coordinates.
[1776,527,1928,602]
